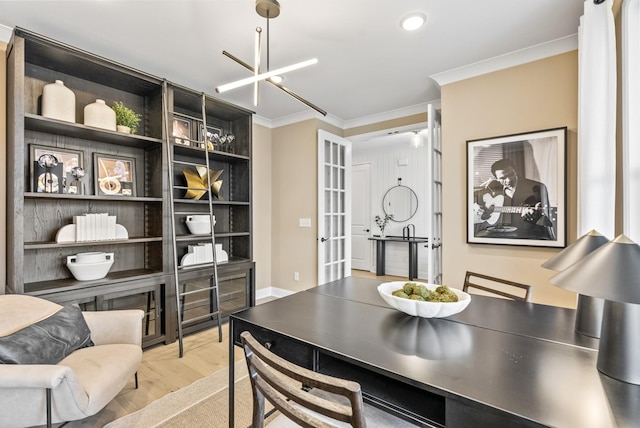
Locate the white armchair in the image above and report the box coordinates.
[0,294,143,428]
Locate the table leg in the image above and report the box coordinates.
[375,240,386,276]
[228,319,235,427]
[409,242,418,280]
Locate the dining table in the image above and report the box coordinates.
[229,276,640,427]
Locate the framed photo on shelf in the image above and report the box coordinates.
[172,116,191,146]
[30,145,84,194]
[467,127,566,248]
[93,153,136,196]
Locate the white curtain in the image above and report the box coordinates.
[577,0,616,238]
[623,0,640,242]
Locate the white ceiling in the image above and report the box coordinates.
[0,0,584,127]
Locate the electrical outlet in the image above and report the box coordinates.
[294,272,300,281]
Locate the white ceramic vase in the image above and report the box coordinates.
[116,125,131,134]
[42,80,76,123]
[84,99,116,131]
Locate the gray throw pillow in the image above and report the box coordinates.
[0,303,94,364]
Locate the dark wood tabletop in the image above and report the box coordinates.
[230,277,640,428]
[308,276,600,349]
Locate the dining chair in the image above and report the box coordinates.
[240,330,367,428]
[463,271,532,302]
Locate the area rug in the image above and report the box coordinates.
[106,360,420,428]
[105,360,275,428]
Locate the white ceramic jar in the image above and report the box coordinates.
[42,80,76,123]
[84,99,116,131]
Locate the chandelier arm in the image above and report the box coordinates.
[220,51,327,116]
[254,28,261,106]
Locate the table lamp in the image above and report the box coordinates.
[542,230,609,337]
[550,234,640,384]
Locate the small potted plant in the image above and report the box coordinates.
[374,214,393,237]
[111,101,141,134]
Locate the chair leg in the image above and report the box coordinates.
[46,388,52,428]
[135,372,139,389]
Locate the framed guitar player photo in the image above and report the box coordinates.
[467,127,566,248]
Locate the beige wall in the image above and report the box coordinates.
[441,52,579,308]
[268,119,342,291]
[252,123,272,292]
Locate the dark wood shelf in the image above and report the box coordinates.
[172,199,250,206]
[24,192,163,203]
[24,236,163,250]
[173,143,250,162]
[25,113,163,149]
[24,269,166,295]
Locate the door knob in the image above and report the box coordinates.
[363,229,370,232]
[320,237,329,242]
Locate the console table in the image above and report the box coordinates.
[368,236,429,280]
[229,277,640,427]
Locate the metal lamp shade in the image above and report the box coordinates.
[550,234,640,385]
[542,229,609,271]
[543,230,609,337]
[549,235,640,304]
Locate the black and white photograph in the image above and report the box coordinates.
[30,145,84,194]
[172,116,192,146]
[467,127,566,247]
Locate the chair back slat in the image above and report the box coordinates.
[241,331,367,428]
[463,271,532,302]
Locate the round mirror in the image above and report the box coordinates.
[382,185,418,222]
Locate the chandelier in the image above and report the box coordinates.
[215,0,326,116]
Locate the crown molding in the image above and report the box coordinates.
[0,24,13,43]
[255,100,442,130]
[260,110,344,129]
[430,34,578,87]
[342,102,437,130]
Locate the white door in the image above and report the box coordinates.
[425,104,443,284]
[317,130,352,285]
[351,163,371,271]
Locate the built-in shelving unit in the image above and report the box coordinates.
[167,84,254,339]
[6,27,254,348]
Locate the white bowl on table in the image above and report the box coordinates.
[377,281,471,318]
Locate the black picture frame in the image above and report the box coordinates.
[467,127,567,248]
[93,153,136,196]
[30,145,84,194]
[172,115,192,146]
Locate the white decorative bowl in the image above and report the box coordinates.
[74,251,108,264]
[67,252,114,281]
[377,281,471,318]
[185,215,215,235]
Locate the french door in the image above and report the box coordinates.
[317,130,351,285]
[426,104,442,284]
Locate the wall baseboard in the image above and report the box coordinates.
[256,287,295,301]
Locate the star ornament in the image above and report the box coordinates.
[183,167,224,200]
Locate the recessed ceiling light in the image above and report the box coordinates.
[269,75,284,84]
[401,13,426,31]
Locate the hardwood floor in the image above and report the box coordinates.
[351,268,418,282]
[65,274,408,427]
